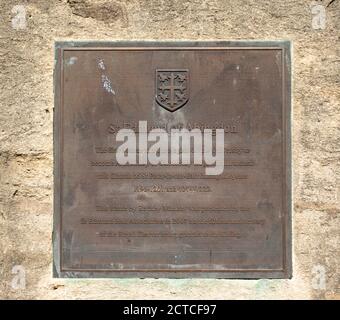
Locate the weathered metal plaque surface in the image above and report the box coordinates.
[53,41,291,278]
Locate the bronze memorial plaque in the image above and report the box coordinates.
[53,41,292,278]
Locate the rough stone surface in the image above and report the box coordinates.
[0,0,339,299]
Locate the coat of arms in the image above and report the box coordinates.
[155,69,189,112]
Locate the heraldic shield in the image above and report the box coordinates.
[155,69,189,112]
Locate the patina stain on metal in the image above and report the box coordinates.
[53,41,292,278]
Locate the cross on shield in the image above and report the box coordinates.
[155,69,189,112]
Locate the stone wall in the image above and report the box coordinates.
[0,0,339,299]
